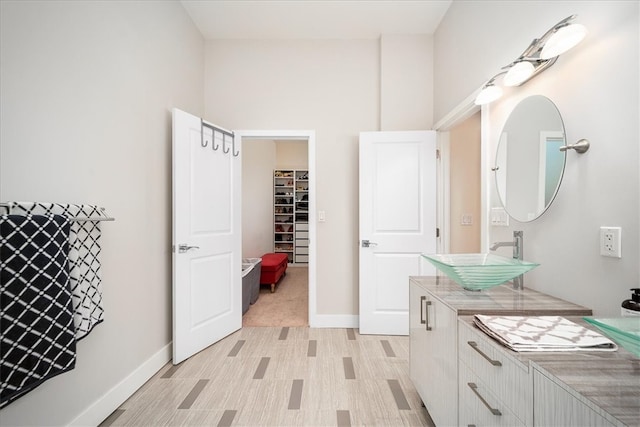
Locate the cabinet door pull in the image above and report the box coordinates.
[467,341,502,366]
[424,300,432,331]
[420,296,426,324]
[467,383,502,416]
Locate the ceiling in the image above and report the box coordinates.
[180,0,452,40]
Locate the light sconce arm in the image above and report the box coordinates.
[559,139,590,154]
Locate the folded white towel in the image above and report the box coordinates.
[473,315,617,352]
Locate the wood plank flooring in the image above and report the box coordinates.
[100,327,434,426]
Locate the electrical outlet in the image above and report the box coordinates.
[600,226,622,258]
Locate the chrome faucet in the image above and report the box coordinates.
[490,230,524,290]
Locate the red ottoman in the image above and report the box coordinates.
[260,253,288,293]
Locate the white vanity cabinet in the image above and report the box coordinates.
[458,319,531,427]
[408,276,605,427]
[533,369,617,427]
[409,281,458,427]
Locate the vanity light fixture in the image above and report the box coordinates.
[474,81,503,105]
[503,61,536,86]
[474,15,587,105]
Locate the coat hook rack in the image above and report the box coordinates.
[200,120,208,148]
[200,119,236,155]
[232,137,239,157]
[223,134,230,154]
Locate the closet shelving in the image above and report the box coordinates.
[274,169,309,264]
[294,170,309,264]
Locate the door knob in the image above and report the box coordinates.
[361,239,378,248]
[178,244,200,253]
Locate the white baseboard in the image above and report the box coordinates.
[309,314,359,329]
[69,343,172,427]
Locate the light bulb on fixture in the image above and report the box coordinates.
[540,23,587,59]
[472,15,586,105]
[503,61,535,86]
[474,84,503,105]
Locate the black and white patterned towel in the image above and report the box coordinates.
[1,214,77,408]
[6,202,104,339]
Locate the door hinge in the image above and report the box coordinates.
[436,149,440,159]
[436,228,440,238]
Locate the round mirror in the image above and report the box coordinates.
[495,95,566,222]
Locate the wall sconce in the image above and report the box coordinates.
[474,15,587,105]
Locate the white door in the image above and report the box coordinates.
[172,108,241,364]
[359,131,437,335]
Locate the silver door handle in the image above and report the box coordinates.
[361,239,378,248]
[178,244,200,253]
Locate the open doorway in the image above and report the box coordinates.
[447,111,481,253]
[436,104,486,254]
[237,130,316,327]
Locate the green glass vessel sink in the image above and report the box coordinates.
[583,317,640,357]
[421,253,540,291]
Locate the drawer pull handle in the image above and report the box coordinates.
[424,300,432,331]
[420,296,426,324]
[468,382,502,416]
[467,341,502,366]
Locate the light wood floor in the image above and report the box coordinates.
[100,327,434,426]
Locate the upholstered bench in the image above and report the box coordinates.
[260,253,288,293]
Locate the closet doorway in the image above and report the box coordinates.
[237,130,316,328]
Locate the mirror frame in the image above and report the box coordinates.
[494,95,567,222]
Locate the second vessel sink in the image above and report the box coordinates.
[422,253,540,291]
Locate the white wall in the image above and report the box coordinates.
[276,140,308,169]
[0,1,203,425]
[449,112,481,253]
[380,34,434,130]
[435,1,639,316]
[242,139,277,258]
[204,39,377,316]
[204,37,432,317]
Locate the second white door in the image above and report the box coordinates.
[359,130,437,335]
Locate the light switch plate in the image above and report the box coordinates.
[490,207,509,226]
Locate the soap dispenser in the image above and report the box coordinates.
[621,288,640,316]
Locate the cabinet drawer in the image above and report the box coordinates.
[296,231,309,239]
[295,255,309,263]
[295,223,309,231]
[459,320,530,424]
[295,239,309,246]
[296,247,309,255]
[459,361,526,427]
